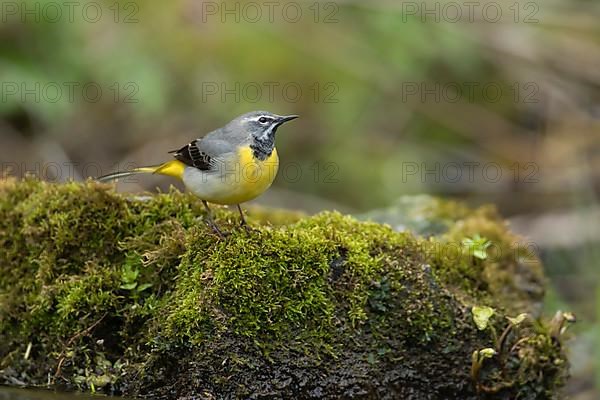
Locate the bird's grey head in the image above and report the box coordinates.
[229,111,298,160]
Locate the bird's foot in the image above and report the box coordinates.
[239,222,257,234]
[206,220,226,239]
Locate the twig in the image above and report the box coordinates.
[53,312,108,382]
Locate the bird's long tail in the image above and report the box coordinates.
[97,160,185,182]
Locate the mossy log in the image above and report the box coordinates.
[0,179,568,399]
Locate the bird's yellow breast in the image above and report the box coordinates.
[224,146,279,204]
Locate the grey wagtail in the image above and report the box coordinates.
[98,111,298,235]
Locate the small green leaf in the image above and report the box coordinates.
[478,348,496,359]
[120,282,138,290]
[462,234,491,260]
[472,306,495,330]
[473,248,487,259]
[121,264,140,285]
[506,313,529,326]
[136,283,153,292]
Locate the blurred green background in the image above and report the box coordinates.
[1,0,598,397]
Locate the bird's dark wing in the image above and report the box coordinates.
[169,139,212,170]
[169,137,236,171]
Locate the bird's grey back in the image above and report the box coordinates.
[195,120,247,159]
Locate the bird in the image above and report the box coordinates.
[97,111,298,236]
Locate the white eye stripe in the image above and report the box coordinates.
[252,115,273,123]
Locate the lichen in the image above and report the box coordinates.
[0,178,568,399]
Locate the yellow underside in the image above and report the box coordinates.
[150,147,279,205]
[215,146,279,204]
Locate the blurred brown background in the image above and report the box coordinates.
[0,1,598,397]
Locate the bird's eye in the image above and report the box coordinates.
[258,117,269,124]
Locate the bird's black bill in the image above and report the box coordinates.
[278,115,299,124]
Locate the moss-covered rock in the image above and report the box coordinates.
[0,179,568,399]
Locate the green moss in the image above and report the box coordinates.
[0,178,567,398]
